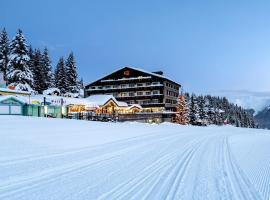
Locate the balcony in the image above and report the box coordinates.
[100,76,152,82]
[87,83,163,91]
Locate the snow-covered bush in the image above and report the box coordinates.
[43,88,61,96]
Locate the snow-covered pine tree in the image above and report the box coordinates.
[78,78,84,89]
[28,46,35,88]
[32,49,45,93]
[6,29,33,91]
[55,57,67,94]
[0,28,10,81]
[205,95,215,124]
[65,52,79,93]
[189,94,200,125]
[41,48,54,89]
[197,95,208,125]
[175,95,189,125]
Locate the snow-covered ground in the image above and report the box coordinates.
[1,116,270,200]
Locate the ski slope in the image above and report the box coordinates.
[1,116,270,200]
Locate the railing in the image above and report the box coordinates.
[100,76,152,82]
[86,83,163,91]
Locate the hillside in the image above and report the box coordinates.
[214,90,270,112]
[0,116,270,199]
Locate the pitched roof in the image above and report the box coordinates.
[86,66,180,86]
[0,95,27,104]
[86,95,128,107]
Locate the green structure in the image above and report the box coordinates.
[0,96,26,115]
[0,95,65,118]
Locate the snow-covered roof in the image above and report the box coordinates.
[0,95,27,104]
[15,94,129,108]
[128,104,143,109]
[23,95,88,106]
[0,87,31,95]
[86,66,180,86]
[86,95,128,107]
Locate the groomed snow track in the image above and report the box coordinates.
[0,116,269,200]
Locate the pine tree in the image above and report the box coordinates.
[28,46,35,87]
[65,52,79,93]
[205,96,214,124]
[197,95,208,125]
[189,94,200,125]
[55,57,67,94]
[78,78,84,89]
[0,28,10,81]
[41,48,54,89]
[32,49,44,93]
[175,95,189,125]
[6,29,33,91]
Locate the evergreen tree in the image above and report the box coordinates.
[78,78,84,89]
[189,94,200,125]
[197,95,208,125]
[180,92,256,128]
[55,57,67,93]
[41,48,54,89]
[65,52,79,93]
[32,49,44,93]
[175,95,189,125]
[28,46,35,87]
[6,29,33,91]
[0,28,10,80]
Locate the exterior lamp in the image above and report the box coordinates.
[43,97,48,117]
[61,106,66,117]
[44,105,48,117]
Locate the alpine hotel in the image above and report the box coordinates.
[85,67,180,112]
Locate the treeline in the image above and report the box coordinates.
[175,93,256,128]
[0,28,83,95]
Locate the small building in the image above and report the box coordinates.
[84,67,181,112]
[0,96,26,115]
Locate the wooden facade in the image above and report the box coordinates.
[85,67,180,111]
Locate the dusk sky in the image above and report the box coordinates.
[1,0,270,93]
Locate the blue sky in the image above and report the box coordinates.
[1,0,270,93]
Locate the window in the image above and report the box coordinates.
[129,83,135,87]
[152,99,159,103]
[91,86,96,89]
[137,83,143,87]
[129,92,135,97]
[143,100,150,104]
[146,82,151,86]
[153,90,159,95]
[98,86,103,89]
[105,85,111,89]
[121,92,127,97]
[137,91,143,96]
[113,85,119,88]
[152,82,159,85]
[121,84,127,88]
[129,100,135,104]
[145,91,151,95]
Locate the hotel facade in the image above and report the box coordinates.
[84,67,180,112]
